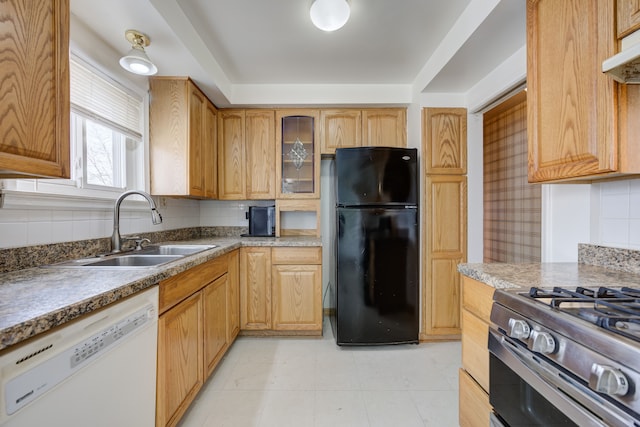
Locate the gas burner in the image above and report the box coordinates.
[526,286,640,341]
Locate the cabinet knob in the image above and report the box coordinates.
[530,330,556,354]
[508,318,531,340]
[589,364,629,396]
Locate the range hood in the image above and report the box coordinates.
[603,32,640,83]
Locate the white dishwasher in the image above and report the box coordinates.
[0,286,158,427]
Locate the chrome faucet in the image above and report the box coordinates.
[111,190,163,253]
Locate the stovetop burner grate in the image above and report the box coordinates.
[526,286,640,342]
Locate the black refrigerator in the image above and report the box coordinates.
[331,147,419,345]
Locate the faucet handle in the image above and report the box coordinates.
[134,238,151,251]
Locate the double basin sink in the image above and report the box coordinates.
[48,244,216,269]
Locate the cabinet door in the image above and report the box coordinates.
[320,109,361,155]
[240,247,272,330]
[272,264,322,331]
[617,0,640,38]
[218,110,246,199]
[227,249,240,341]
[203,275,228,377]
[459,369,491,427]
[423,108,467,174]
[362,108,406,148]
[157,292,203,427]
[0,0,70,178]
[188,85,205,197]
[527,0,617,182]
[422,175,467,339]
[204,101,218,199]
[246,110,276,199]
[276,110,321,199]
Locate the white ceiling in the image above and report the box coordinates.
[70,0,526,107]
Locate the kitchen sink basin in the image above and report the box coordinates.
[138,244,216,256]
[44,244,216,269]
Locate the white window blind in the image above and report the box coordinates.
[70,58,143,139]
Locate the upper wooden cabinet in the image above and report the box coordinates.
[320,109,362,154]
[423,108,467,175]
[527,0,640,182]
[276,110,321,199]
[0,0,70,179]
[218,109,276,200]
[149,77,217,198]
[362,108,407,148]
[617,0,640,38]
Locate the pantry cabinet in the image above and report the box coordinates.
[423,108,467,175]
[240,246,323,334]
[459,276,495,427]
[149,77,217,198]
[527,0,640,182]
[217,109,276,200]
[0,0,70,179]
[156,252,238,427]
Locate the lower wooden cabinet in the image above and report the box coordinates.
[156,251,239,427]
[459,276,495,427]
[240,246,322,334]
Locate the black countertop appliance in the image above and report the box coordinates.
[331,147,419,345]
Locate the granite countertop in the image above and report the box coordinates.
[0,235,321,352]
[458,262,640,290]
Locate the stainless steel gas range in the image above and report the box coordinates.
[489,286,640,426]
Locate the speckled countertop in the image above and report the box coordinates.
[0,235,321,352]
[457,262,640,290]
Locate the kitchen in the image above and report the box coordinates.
[1,0,640,426]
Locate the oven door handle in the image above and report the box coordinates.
[489,329,637,427]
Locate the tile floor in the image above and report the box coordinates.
[179,318,461,427]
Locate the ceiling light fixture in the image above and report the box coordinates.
[310,0,350,32]
[119,30,158,76]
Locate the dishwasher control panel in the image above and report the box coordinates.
[3,303,155,416]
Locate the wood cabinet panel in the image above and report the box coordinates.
[272,264,322,331]
[462,277,495,322]
[527,0,628,182]
[459,369,491,427]
[227,249,240,341]
[246,110,276,199]
[204,102,218,199]
[157,292,203,427]
[320,109,362,154]
[0,0,70,178]
[617,0,640,38]
[188,87,205,197]
[203,275,228,377]
[240,247,272,330]
[423,108,467,174]
[362,109,406,148]
[218,109,246,199]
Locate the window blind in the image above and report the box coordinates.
[70,57,143,139]
[483,91,541,262]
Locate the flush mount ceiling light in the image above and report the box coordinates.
[310,0,350,32]
[119,30,158,76]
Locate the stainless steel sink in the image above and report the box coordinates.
[44,244,216,269]
[138,244,216,256]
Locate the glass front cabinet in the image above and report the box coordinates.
[275,110,320,199]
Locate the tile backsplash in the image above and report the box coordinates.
[592,179,640,250]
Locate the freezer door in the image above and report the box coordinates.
[335,147,418,206]
[336,207,419,345]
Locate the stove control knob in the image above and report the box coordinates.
[589,364,629,396]
[508,318,531,340]
[530,330,556,354]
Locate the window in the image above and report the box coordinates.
[69,57,145,193]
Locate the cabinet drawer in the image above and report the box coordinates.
[462,276,494,322]
[461,309,490,392]
[271,247,322,265]
[459,369,491,427]
[160,254,228,314]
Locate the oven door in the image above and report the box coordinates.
[488,329,638,427]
